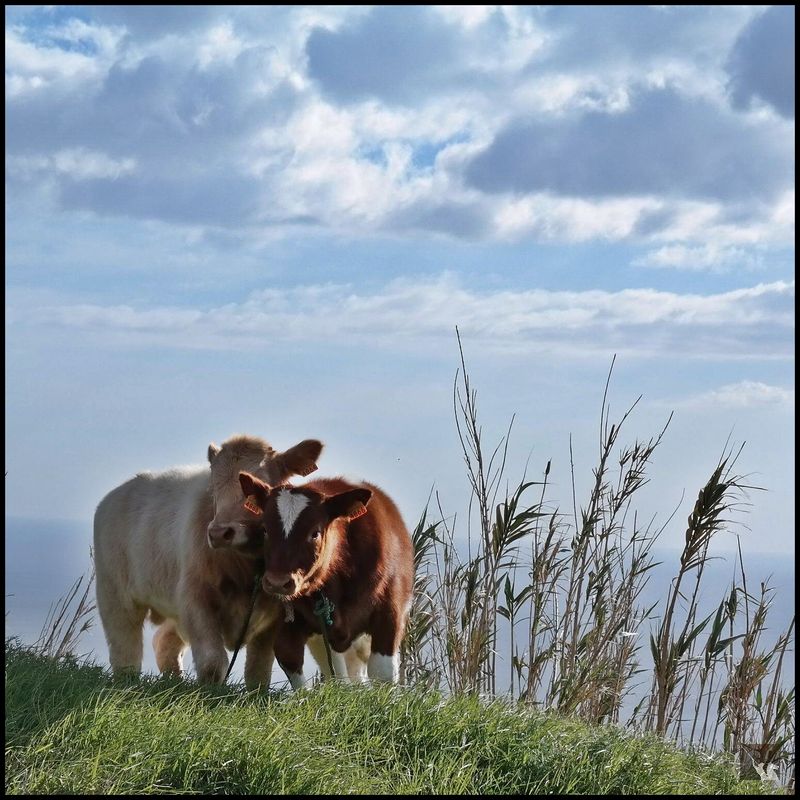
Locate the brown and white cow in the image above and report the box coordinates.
[207,439,371,682]
[93,435,321,688]
[237,473,414,687]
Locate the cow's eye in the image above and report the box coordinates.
[310,529,321,541]
[261,526,268,537]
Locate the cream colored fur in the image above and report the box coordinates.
[94,462,281,686]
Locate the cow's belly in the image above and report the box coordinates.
[139,594,182,626]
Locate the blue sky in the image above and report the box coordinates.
[5,5,794,555]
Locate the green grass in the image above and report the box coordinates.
[5,641,773,795]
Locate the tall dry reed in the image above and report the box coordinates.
[400,335,795,788]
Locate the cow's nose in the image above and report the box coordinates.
[263,572,294,594]
[208,524,235,547]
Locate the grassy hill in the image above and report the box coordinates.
[5,641,774,795]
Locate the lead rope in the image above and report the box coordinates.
[313,592,336,679]
[224,569,263,684]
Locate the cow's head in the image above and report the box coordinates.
[206,436,323,551]
[238,471,372,598]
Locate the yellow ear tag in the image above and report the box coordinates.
[350,504,368,520]
[244,495,262,515]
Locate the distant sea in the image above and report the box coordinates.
[5,516,795,697]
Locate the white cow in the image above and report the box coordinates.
[94,435,324,687]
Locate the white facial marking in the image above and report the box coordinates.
[276,489,310,538]
[368,653,399,683]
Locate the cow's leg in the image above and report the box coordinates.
[306,634,349,681]
[95,575,146,676]
[274,622,308,690]
[344,634,370,682]
[153,620,187,676]
[306,634,331,678]
[189,637,228,684]
[367,650,399,682]
[183,603,228,684]
[244,625,277,690]
[367,603,403,683]
[105,604,147,676]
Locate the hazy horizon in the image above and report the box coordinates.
[5,515,795,694]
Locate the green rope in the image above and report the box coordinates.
[313,594,335,627]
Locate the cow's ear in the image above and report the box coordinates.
[208,442,221,464]
[324,488,372,523]
[238,471,272,515]
[273,439,323,480]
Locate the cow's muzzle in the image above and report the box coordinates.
[207,523,237,548]
[262,571,296,596]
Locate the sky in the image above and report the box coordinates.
[5,5,795,558]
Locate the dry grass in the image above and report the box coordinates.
[34,555,96,661]
[401,334,794,789]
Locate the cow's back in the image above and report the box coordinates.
[360,481,412,573]
[304,477,414,593]
[361,481,414,602]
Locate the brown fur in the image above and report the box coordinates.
[238,473,414,684]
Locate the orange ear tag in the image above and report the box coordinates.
[350,504,368,520]
[244,495,262,515]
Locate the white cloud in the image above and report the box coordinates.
[5,19,123,97]
[670,381,795,410]
[4,6,794,256]
[196,21,245,69]
[494,193,661,241]
[432,6,496,31]
[52,148,137,180]
[5,29,98,92]
[7,148,136,180]
[8,276,793,359]
[634,243,764,272]
[772,189,795,229]
[46,18,125,55]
